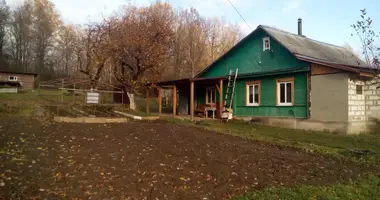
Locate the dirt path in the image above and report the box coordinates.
[0,117,372,199]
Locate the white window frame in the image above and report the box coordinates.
[8,76,18,81]
[246,81,260,106]
[277,78,294,106]
[205,87,216,104]
[263,37,270,51]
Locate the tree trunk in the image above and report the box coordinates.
[127,92,136,110]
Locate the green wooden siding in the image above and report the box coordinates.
[195,86,221,105]
[195,73,308,118]
[200,29,308,78]
[195,27,310,118]
[196,87,205,105]
[234,72,308,118]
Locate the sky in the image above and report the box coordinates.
[6,0,380,52]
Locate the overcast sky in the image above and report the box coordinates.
[6,0,380,52]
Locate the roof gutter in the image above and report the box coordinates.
[237,67,310,79]
[294,54,360,72]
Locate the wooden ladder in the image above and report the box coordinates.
[223,68,238,110]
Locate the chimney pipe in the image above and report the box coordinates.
[298,18,302,36]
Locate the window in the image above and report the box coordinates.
[246,81,260,106]
[8,76,18,81]
[263,37,270,51]
[277,78,294,106]
[356,85,363,95]
[206,87,216,104]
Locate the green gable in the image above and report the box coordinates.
[199,28,309,78]
[193,27,310,118]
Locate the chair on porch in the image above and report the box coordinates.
[195,104,217,118]
[195,104,206,117]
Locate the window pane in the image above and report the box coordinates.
[207,89,211,103]
[254,85,259,103]
[356,85,363,95]
[249,86,253,103]
[213,90,216,103]
[286,83,292,103]
[210,90,212,103]
[280,83,285,103]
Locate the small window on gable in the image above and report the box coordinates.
[8,76,18,81]
[356,85,363,95]
[263,37,270,51]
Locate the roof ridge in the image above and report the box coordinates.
[259,25,347,50]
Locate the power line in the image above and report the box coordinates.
[226,0,253,31]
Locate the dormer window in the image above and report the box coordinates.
[263,37,270,51]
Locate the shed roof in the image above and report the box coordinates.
[0,70,38,76]
[260,25,367,68]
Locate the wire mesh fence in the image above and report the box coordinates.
[37,78,127,117]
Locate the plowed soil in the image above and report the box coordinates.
[0,117,372,199]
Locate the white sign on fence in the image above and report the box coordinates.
[86,92,99,104]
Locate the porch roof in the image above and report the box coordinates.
[149,76,226,87]
[150,67,310,87]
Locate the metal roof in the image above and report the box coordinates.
[0,70,38,76]
[260,25,368,67]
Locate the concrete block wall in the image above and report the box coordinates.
[364,80,380,120]
[347,77,380,134]
[348,79,365,122]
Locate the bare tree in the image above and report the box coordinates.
[182,8,208,78]
[54,24,78,76]
[76,22,111,89]
[352,9,380,86]
[8,0,34,72]
[32,0,60,76]
[171,10,242,79]
[107,2,174,110]
[0,0,9,59]
[352,9,379,69]
[343,42,361,58]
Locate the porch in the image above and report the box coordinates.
[146,77,226,120]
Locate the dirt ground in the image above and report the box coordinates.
[0,117,373,200]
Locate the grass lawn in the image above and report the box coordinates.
[233,175,380,200]
[163,118,380,165]
[162,117,380,199]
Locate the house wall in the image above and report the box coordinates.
[200,29,309,78]
[348,78,366,122]
[346,77,380,134]
[346,78,366,134]
[234,72,308,118]
[0,72,36,90]
[178,84,189,115]
[310,73,348,122]
[364,80,380,120]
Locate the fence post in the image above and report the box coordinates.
[60,79,64,104]
[121,91,124,105]
[73,83,76,105]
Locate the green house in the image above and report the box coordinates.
[153,19,377,134]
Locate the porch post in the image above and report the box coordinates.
[219,79,223,118]
[190,81,194,120]
[158,87,162,115]
[172,84,177,116]
[146,87,150,114]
